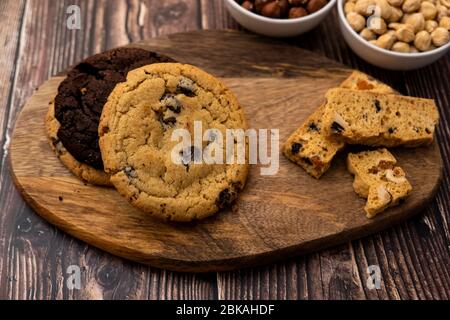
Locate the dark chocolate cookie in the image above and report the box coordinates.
[54,47,175,170]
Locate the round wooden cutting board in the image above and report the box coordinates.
[9,30,443,272]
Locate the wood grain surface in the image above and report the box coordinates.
[0,0,449,299]
[10,30,443,272]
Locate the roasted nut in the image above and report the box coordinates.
[289,6,308,18]
[278,0,290,15]
[388,22,403,29]
[425,19,439,32]
[360,27,377,39]
[375,30,397,48]
[436,3,449,20]
[439,0,450,8]
[401,13,411,22]
[377,185,392,207]
[387,0,404,6]
[392,41,411,51]
[395,23,416,41]
[402,0,421,12]
[345,1,356,13]
[306,0,328,13]
[440,16,450,30]
[330,113,348,134]
[414,30,432,50]
[261,1,283,17]
[376,0,394,19]
[242,1,255,11]
[348,12,367,31]
[255,0,273,13]
[368,16,388,34]
[420,1,438,19]
[385,169,407,183]
[388,6,404,22]
[355,0,377,16]
[405,12,425,32]
[431,26,450,45]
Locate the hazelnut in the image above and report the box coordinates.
[431,26,450,46]
[255,0,274,13]
[376,0,394,19]
[388,22,403,29]
[278,0,290,15]
[306,0,328,13]
[436,3,449,20]
[375,30,397,48]
[395,23,416,42]
[401,13,411,23]
[345,1,356,13]
[347,12,367,31]
[241,1,255,11]
[439,0,450,8]
[414,30,432,50]
[330,112,348,133]
[360,27,377,40]
[388,6,403,22]
[387,0,403,6]
[385,169,407,183]
[402,0,421,12]
[392,41,411,51]
[289,6,308,18]
[410,45,419,52]
[405,12,425,32]
[261,1,283,18]
[368,16,388,34]
[355,0,377,16]
[425,19,439,33]
[376,185,393,207]
[440,16,450,30]
[420,1,437,19]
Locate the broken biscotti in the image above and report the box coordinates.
[323,88,439,148]
[282,71,396,178]
[347,148,412,218]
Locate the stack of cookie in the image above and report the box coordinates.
[46,48,249,222]
[283,71,439,218]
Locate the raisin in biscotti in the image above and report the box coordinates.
[347,148,412,218]
[282,71,396,179]
[323,89,439,148]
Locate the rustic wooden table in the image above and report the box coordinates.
[0,0,448,300]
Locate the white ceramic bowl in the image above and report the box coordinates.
[224,0,337,38]
[337,0,450,70]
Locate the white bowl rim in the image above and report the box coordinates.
[336,0,450,58]
[224,0,337,24]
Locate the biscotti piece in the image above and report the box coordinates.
[347,148,412,218]
[323,88,439,148]
[282,72,396,179]
[340,71,395,94]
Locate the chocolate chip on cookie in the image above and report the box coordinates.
[98,63,248,221]
[176,76,197,97]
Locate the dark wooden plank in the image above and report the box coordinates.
[213,2,450,300]
[0,0,217,300]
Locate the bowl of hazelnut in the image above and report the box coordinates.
[338,0,450,70]
[224,0,337,37]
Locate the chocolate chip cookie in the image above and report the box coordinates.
[99,63,248,221]
[47,47,174,185]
